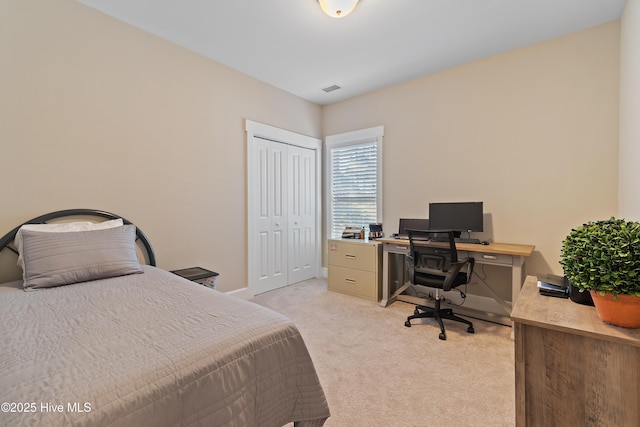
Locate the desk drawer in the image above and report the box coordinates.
[328,240,377,271]
[383,242,410,255]
[471,252,513,267]
[328,265,379,301]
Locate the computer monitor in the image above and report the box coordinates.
[428,202,484,234]
[398,218,430,237]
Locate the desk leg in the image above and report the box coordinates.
[381,247,411,307]
[512,256,525,307]
[380,248,391,307]
[510,256,526,339]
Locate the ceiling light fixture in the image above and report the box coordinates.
[317,0,360,18]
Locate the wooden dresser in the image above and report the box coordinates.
[511,276,640,426]
[328,239,382,301]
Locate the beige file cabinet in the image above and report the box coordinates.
[328,239,382,301]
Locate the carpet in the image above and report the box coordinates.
[251,278,515,427]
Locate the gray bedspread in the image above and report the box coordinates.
[0,266,329,426]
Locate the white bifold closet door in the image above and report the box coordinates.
[248,130,318,295]
[253,138,288,293]
[288,144,316,285]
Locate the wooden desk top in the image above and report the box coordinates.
[377,237,535,257]
[511,276,640,347]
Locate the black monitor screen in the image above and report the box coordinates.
[428,202,483,233]
[398,218,430,235]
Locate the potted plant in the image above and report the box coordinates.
[560,217,640,328]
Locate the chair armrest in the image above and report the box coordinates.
[442,257,475,291]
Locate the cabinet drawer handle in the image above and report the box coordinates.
[345,278,356,284]
[345,254,357,259]
[482,254,498,260]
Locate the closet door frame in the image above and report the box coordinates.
[245,120,322,295]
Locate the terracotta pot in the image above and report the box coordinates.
[590,291,640,328]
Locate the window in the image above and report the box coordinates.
[326,126,383,238]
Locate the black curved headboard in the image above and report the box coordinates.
[0,209,156,266]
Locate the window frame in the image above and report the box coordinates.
[325,126,384,239]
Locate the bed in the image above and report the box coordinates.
[0,209,330,427]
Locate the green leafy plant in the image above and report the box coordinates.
[560,217,640,298]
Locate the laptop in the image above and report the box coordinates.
[396,218,430,239]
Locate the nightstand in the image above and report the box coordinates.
[171,267,219,289]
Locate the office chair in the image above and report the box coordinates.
[404,229,475,340]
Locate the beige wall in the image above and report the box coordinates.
[619,0,640,219]
[323,22,620,281]
[0,0,323,289]
[0,1,623,294]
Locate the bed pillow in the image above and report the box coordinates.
[20,224,143,291]
[15,219,124,275]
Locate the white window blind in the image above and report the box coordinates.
[329,141,378,238]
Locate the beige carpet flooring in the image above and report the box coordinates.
[251,278,515,427]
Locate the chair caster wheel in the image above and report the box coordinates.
[468,327,475,334]
[439,333,446,340]
[414,308,419,315]
[404,321,411,327]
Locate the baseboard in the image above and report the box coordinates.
[225,287,253,300]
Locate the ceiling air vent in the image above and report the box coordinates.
[322,85,341,93]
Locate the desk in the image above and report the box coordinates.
[511,276,640,426]
[378,238,534,322]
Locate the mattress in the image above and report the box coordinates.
[0,266,329,426]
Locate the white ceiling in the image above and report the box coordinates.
[77,0,627,105]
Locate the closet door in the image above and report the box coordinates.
[288,145,317,284]
[246,120,321,296]
[251,137,288,294]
